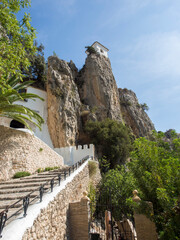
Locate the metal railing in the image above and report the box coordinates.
[0,155,91,238]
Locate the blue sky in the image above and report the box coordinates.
[25,0,180,132]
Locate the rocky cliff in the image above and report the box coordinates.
[119,88,155,137]
[47,56,81,147]
[46,53,155,147]
[76,54,122,122]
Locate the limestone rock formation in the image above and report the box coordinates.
[76,54,122,122]
[47,56,81,147]
[119,88,155,137]
[46,54,155,148]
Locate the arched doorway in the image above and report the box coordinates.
[10,120,25,129]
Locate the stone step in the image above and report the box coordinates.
[37,172,65,176]
[0,177,58,185]
[7,207,23,218]
[0,191,39,200]
[0,186,49,194]
[23,176,59,181]
[0,199,25,209]
[0,176,57,185]
[0,168,68,185]
[0,194,41,209]
[0,181,51,189]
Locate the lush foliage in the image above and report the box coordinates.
[129,132,180,239]
[23,41,47,90]
[0,1,45,130]
[95,130,180,239]
[99,166,136,220]
[13,171,31,178]
[0,76,44,130]
[0,0,36,91]
[85,119,133,170]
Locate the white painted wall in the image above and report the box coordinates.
[92,42,108,58]
[55,144,94,165]
[15,87,54,148]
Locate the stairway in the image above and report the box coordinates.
[0,165,70,225]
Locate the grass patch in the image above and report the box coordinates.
[13,171,31,178]
[37,166,60,173]
[37,168,44,173]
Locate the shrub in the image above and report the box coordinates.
[85,46,97,54]
[140,103,149,111]
[37,168,44,173]
[13,171,31,178]
[88,161,97,177]
[44,167,54,171]
[85,118,133,169]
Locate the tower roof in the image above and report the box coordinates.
[92,41,109,51]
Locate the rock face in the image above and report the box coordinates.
[119,88,155,137]
[46,54,155,148]
[76,54,122,122]
[47,56,81,147]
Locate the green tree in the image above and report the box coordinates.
[99,166,136,220]
[85,119,133,169]
[23,41,47,90]
[129,135,180,239]
[0,1,45,130]
[85,46,97,54]
[0,0,36,91]
[0,76,44,130]
[140,103,149,111]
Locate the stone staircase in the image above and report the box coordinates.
[0,165,70,226]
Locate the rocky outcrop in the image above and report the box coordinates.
[47,56,81,147]
[46,54,155,148]
[119,88,155,137]
[76,54,122,122]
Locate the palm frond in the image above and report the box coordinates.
[6,93,44,104]
[6,76,20,88]
[0,103,44,124]
[14,80,35,91]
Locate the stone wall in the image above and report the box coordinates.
[134,213,158,240]
[69,198,90,240]
[22,163,90,240]
[0,125,64,181]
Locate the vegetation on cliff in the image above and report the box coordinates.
[85,118,133,169]
[23,41,47,90]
